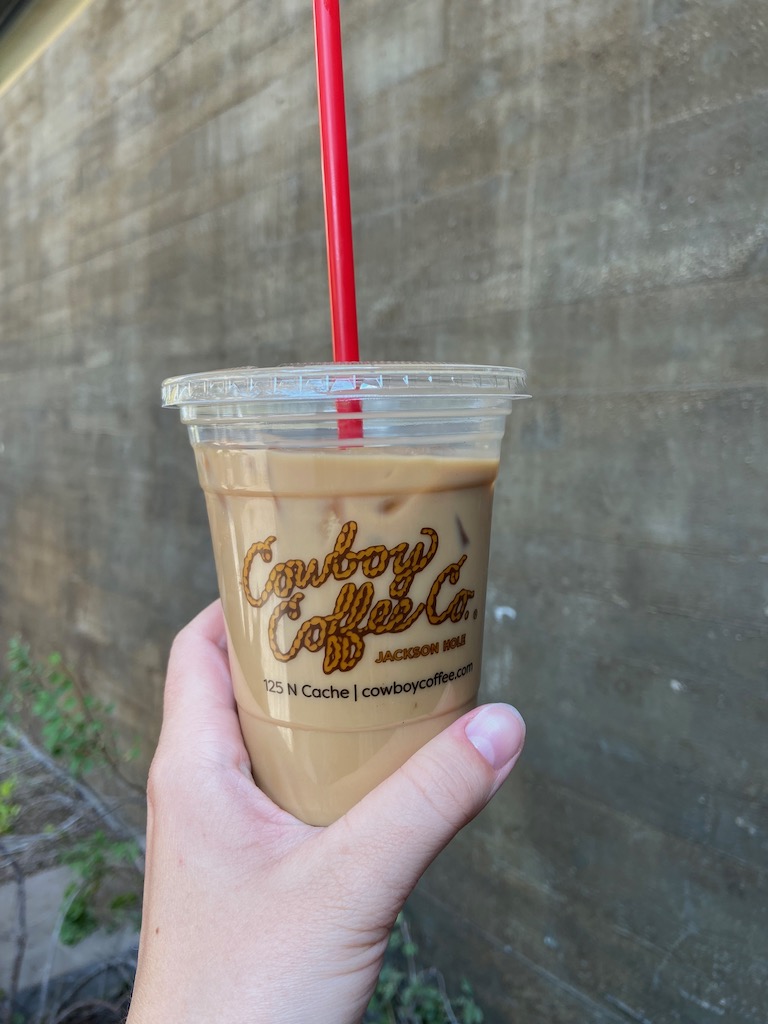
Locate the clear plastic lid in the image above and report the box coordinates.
[161,362,529,407]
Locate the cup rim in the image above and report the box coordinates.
[162,362,529,407]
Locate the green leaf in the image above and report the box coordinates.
[60,895,98,946]
[110,891,140,912]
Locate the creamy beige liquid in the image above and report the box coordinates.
[195,446,498,825]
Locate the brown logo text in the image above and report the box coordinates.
[241,521,473,673]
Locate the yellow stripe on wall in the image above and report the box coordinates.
[0,0,95,99]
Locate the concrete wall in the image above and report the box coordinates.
[1,0,766,1019]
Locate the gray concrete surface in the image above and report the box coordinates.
[1,0,766,1020]
[0,866,137,996]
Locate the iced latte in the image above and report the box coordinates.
[163,363,528,824]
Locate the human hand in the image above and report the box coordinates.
[127,601,525,1024]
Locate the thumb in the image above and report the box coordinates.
[324,704,525,909]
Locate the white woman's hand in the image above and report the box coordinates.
[127,601,525,1024]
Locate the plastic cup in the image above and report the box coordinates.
[162,363,528,825]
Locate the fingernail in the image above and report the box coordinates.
[465,704,526,770]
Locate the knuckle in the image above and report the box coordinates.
[145,749,178,812]
[165,634,186,689]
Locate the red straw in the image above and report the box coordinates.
[313,0,362,439]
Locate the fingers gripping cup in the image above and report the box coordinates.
[162,363,528,825]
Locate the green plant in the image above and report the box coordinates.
[2,636,143,957]
[0,776,21,835]
[366,915,484,1024]
[4,638,119,778]
[58,831,141,946]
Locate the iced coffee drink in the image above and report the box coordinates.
[163,363,528,824]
